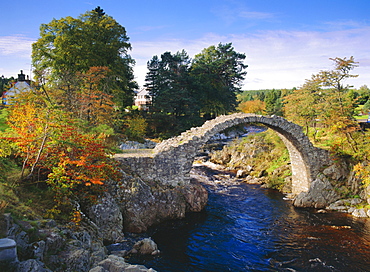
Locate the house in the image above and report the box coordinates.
[2,70,32,105]
[134,88,151,110]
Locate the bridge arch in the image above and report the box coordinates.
[116,113,330,196]
[151,113,329,195]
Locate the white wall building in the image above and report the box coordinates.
[134,88,151,110]
[3,70,31,105]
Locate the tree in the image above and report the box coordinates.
[191,43,247,118]
[145,50,201,136]
[264,89,283,116]
[356,85,370,106]
[238,100,265,114]
[32,7,137,109]
[284,57,359,152]
[284,78,324,137]
[0,88,120,217]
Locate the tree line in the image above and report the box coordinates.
[144,44,247,137]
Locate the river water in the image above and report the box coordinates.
[126,164,370,271]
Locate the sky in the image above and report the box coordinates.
[1,0,369,90]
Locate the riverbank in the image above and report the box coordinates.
[203,129,370,218]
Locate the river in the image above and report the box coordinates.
[123,163,370,271]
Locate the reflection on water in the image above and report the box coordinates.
[127,165,370,271]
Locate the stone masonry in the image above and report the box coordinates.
[115,113,331,196]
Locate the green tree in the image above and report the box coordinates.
[191,43,247,118]
[264,89,283,116]
[32,7,137,109]
[145,50,201,136]
[356,85,370,106]
[363,99,370,113]
[284,78,324,139]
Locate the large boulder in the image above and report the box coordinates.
[88,193,125,244]
[293,174,340,208]
[121,177,207,233]
[100,171,208,233]
[90,254,156,272]
[132,238,159,255]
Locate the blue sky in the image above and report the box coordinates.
[1,0,369,90]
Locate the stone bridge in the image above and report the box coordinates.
[115,113,331,196]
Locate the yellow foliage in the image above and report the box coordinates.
[238,100,265,114]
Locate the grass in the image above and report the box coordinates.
[222,129,291,191]
[0,157,56,224]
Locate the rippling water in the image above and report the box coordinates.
[127,165,370,271]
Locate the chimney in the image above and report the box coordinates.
[17,70,26,82]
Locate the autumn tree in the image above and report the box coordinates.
[284,57,359,152]
[0,89,119,217]
[238,100,265,114]
[75,67,116,126]
[32,7,137,109]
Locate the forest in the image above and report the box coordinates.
[0,7,369,222]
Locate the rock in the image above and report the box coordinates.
[181,179,208,212]
[322,163,348,182]
[92,255,156,272]
[293,174,340,209]
[326,198,364,215]
[109,250,128,258]
[44,220,57,229]
[89,193,125,243]
[113,173,207,233]
[61,248,91,272]
[43,231,65,255]
[0,213,12,237]
[17,259,52,272]
[6,224,31,260]
[236,170,246,178]
[89,266,108,272]
[352,209,368,218]
[132,238,158,255]
[31,240,46,261]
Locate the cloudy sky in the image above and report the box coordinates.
[1,0,369,90]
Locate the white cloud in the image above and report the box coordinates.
[239,11,274,20]
[131,26,370,90]
[0,35,34,77]
[0,35,34,57]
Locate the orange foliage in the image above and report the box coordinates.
[1,90,120,214]
[238,100,265,114]
[76,67,116,126]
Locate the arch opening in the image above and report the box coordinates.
[153,113,320,195]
